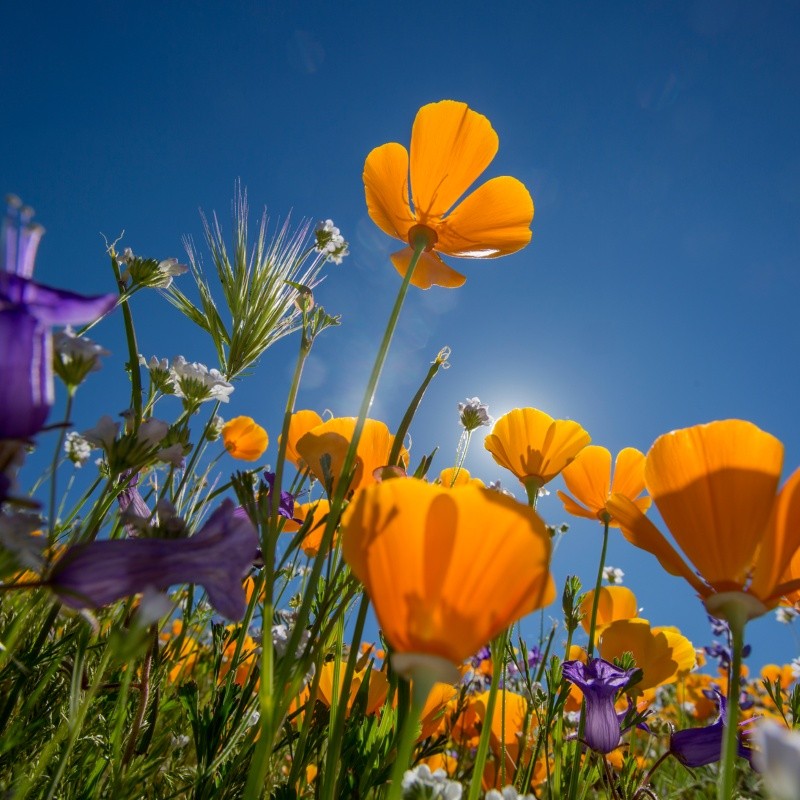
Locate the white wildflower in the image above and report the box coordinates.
[314,219,349,264]
[457,397,492,431]
[753,720,800,800]
[487,480,515,498]
[64,431,92,466]
[401,764,462,800]
[603,566,625,585]
[137,418,169,449]
[486,788,536,800]
[82,415,121,450]
[171,356,233,406]
[53,327,110,388]
[139,355,175,393]
[775,607,798,624]
[206,415,225,442]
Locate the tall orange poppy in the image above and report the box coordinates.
[340,478,554,669]
[363,100,534,289]
[557,446,650,526]
[606,420,800,621]
[484,407,590,495]
[295,417,406,497]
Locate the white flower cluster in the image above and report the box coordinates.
[486,787,536,800]
[118,247,189,289]
[487,480,515,499]
[775,607,798,624]
[602,566,625,585]
[53,327,110,388]
[401,764,462,800]
[314,219,349,265]
[457,397,492,431]
[171,356,233,405]
[64,431,92,467]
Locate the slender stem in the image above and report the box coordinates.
[110,252,143,422]
[467,629,508,800]
[587,518,610,659]
[718,613,745,800]
[48,393,74,540]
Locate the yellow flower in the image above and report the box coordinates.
[579,586,638,636]
[221,416,268,461]
[598,618,696,694]
[341,478,554,670]
[437,467,485,488]
[557,446,650,526]
[363,100,534,289]
[316,661,389,716]
[484,407,590,495]
[296,417,406,497]
[606,420,800,622]
[279,409,323,468]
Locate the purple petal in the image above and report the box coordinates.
[49,499,259,620]
[0,310,52,439]
[0,273,116,326]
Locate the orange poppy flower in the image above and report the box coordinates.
[282,499,333,557]
[437,467,485,488]
[316,661,389,716]
[296,417,406,497]
[579,586,638,636]
[557,446,650,526]
[599,618,695,694]
[606,420,800,622]
[340,478,554,671]
[280,409,323,468]
[484,408,590,495]
[221,416,268,461]
[363,100,534,289]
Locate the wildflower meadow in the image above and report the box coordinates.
[2,93,800,800]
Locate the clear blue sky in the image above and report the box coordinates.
[3,1,800,670]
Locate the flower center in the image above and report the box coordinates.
[407,224,438,252]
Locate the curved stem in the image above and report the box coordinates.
[587,519,610,659]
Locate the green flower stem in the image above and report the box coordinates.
[467,629,508,800]
[386,669,438,800]
[718,610,746,800]
[388,347,448,468]
[110,252,143,423]
[587,517,611,659]
[320,593,370,800]
[47,392,74,541]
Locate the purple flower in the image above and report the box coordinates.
[670,690,755,768]
[562,658,635,754]
[49,499,259,620]
[233,471,296,526]
[0,197,116,440]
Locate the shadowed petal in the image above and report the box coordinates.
[390,247,466,289]
[435,176,533,257]
[363,142,415,241]
[410,100,498,221]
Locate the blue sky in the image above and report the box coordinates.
[3,1,800,669]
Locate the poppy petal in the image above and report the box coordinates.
[609,448,647,500]
[435,176,534,257]
[646,420,783,590]
[390,247,466,289]
[606,493,710,598]
[410,100,498,222]
[363,142,415,241]
[561,446,612,516]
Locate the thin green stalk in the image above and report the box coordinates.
[319,593,370,800]
[718,611,746,800]
[587,518,611,658]
[48,393,73,540]
[110,251,144,422]
[467,629,508,800]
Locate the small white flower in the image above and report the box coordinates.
[457,397,492,431]
[487,480,515,498]
[402,764,462,799]
[790,657,800,680]
[64,431,92,466]
[157,443,185,467]
[775,607,798,624]
[53,327,109,369]
[171,356,234,405]
[206,415,225,442]
[314,219,349,264]
[136,588,174,625]
[486,788,536,800]
[82,415,121,450]
[602,566,625,585]
[137,418,170,449]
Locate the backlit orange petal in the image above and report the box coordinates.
[556,490,597,521]
[484,408,591,485]
[390,247,466,289]
[561,446,612,516]
[653,626,697,676]
[435,176,533,257]
[609,448,647,500]
[753,466,800,603]
[341,480,554,664]
[580,586,638,635]
[363,142,416,242]
[606,493,710,598]
[645,420,783,590]
[410,100,498,222]
[281,409,324,468]
[221,416,269,461]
